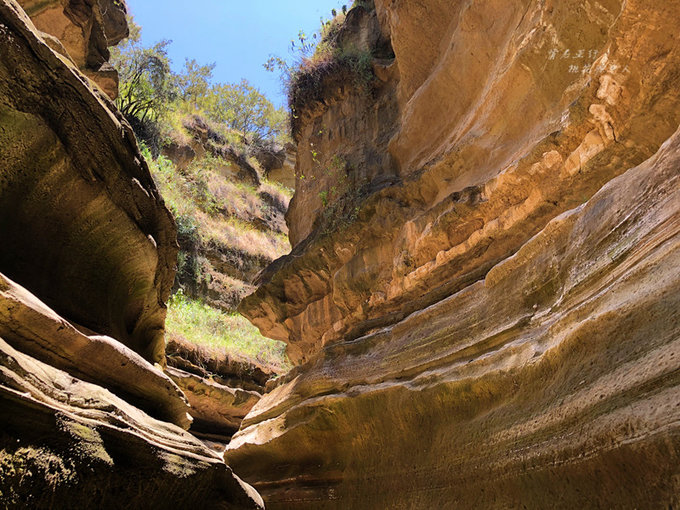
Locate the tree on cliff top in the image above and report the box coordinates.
[205,80,287,145]
[263,4,376,138]
[114,39,176,122]
[111,16,288,151]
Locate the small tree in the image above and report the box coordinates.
[176,58,215,107]
[110,14,177,124]
[205,79,287,144]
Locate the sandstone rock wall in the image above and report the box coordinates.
[0,334,262,509]
[231,0,680,507]
[242,0,680,364]
[0,1,263,505]
[229,108,680,510]
[16,0,127,98]
[0,0,174,364]
[285,5,398,247]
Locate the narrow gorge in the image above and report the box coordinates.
[1,0,679,508]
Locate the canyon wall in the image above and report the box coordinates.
[0,1,261,506]
[16,0,128,98]
[231,0,680,507]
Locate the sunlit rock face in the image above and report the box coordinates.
[242,0,680,363]
[16,0,127,98]
[231,0,680,507]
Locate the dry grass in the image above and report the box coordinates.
[145,146,290,262]
[143,115,294,372]
[207,175,262,220]
[197,212,289,260]
[260,179,293,213]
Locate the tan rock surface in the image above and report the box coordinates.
[16,0,127,98]
[0,0,265,505]
[228,122,680,509]
[0,272,191,429]
[231,0,680,507]
[242,0,680,364]
[0,336,263,509]
[0,0,176,365]
[167,366,261,437]
[254,143,297,189]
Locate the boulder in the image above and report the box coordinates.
[252,143,296,189]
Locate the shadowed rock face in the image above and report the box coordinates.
[0,273,192,429]
[0,1,264,506]
[0,0,175,365]
[231,0,680,507]
[0,335,262,509]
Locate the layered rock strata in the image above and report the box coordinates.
[16,0,128,98]
[230,131,680,507]
[0,335,262,509]
[167,366,261,438]
[0,273,191,428]
[166,337,274,438]
[242,0,680,365]
[231,0,680,507]
[162,115,292,313]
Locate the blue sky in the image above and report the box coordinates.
[125,0,347,107]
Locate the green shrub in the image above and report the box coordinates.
[264,4,379,138]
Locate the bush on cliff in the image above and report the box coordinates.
[263,2,377,138]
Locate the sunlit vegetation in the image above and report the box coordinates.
[166,290,291,372]
[111,18,289,154]
[263,1,381,136]
[112,18,294,369]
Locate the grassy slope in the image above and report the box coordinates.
[142,116,293,373]
[166,291,291,373]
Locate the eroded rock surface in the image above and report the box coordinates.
[253,143,296,189]
[167,366,261,438]
[242,0,680,364]
[229,114,680,510]
[16,0,127,97]
[232,0,680,507]
[0,0,175,365]
[0,272,191,429]
[166,337,274,439]
[0,336,262,509]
